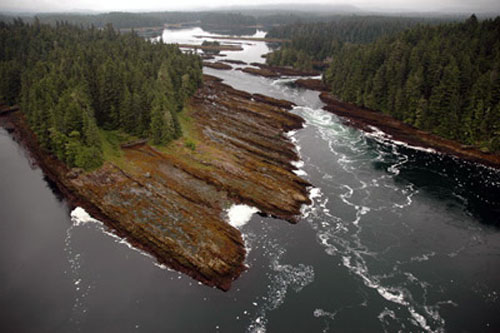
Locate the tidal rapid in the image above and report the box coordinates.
[0,28,498,332]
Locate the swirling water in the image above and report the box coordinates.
[0,28,499,332]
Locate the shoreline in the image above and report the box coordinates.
[267,76,499,168]
[178,43,243,52]
[194,35,289,43]
[318,91,500,169]
[0,112,242,290]
[0,76,311,291]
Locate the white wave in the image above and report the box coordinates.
[291,160,304,169]
[226,204,259,228]
[271,78,295,86]
[309,187,322,200]
[70,207,159,262]
[365,125,437,154]
[293,169,308,176]
[378,308,396,321]
[286,128,308,177]
[70,207,96,226]
[339,249,447,332]
[410,252,436,263]
[409,307,433,332]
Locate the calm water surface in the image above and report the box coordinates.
[1,28,499,332]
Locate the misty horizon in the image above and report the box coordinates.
[1,0,500,15]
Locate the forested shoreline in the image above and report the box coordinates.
[0,20,202,170]
[265,16,450,70]
[267,15,500,153]
[324,15,500,152]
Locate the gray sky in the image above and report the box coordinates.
[1,0,499,13]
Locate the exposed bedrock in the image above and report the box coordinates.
[0,75,311,290]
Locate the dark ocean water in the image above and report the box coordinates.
[0,28,499,332]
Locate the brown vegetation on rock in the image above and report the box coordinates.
[239,63,320,78]
[319,92,500,168]
[0,75,311,291]
[178,43,243,52]
[221,59,248,65]
[238,67,280,78]
[202,61,233,70]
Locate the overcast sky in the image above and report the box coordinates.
[1,0,499,14]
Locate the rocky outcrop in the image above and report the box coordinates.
[239,64,320,78]
[319,92,500,168]
[1,75,311,291]
[221,59,247,65]
[194,35,290,43]
[202,61,232,70]
[178,43,243,52]
[239,66,280,78]
[253,63,320,76]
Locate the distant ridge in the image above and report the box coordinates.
[213,3,365,15]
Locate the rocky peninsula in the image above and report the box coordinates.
[0,75,311,291]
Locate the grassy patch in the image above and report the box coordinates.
[99,129,140,168]
[178,106,199,142]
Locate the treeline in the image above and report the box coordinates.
[324,15,500,152]
[0,19,202,169]
[266,16,450,69]
[200,13,256,27]
[1,12,258,30]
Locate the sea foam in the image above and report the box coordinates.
[226,204,259,228]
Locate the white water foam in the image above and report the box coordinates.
[226,204,259,228]
[70,207,155,259]
[287,127,308,177]
[246,239,315,333]
[292,106,448,333]
[365,125,437,154]
[313,308,337,333]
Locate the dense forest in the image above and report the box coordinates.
[0,12,257,30]
[266,16,451,69]
[324,15,500,152]
[0,19,202,170]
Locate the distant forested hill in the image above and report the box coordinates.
[0,19,202,169]
[324,15,500,152]
[0,12,257,30]
[266,16,451,69]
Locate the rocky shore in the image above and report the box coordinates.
[239,63,320,78]
[319,92,500,168]
[221,59,247,65]
[202,61,233,70]
[0,75,311,291]
[194,35,289,43]
[178,43,243,52]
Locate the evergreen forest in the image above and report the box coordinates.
[267,15,500,152]
[324,15,500,152]
[0,12,257,30]
[0,19,202,170]
[266,16,449,70]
